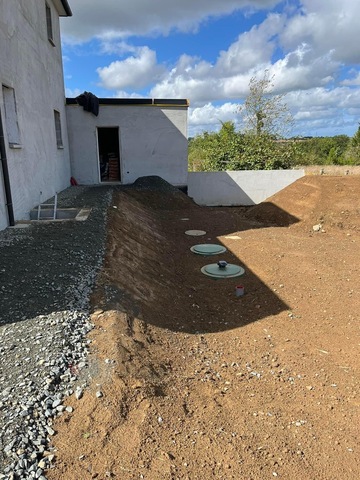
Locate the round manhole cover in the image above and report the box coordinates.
[185,230,206,236]
[201,263,245,278]
[190,244,227,255]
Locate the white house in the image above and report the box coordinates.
[0,0,72,231]
[66,98,189,187]
[0,1,189,231]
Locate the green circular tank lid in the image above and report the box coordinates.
[190,244,227,255]
[185,229,206,236]
[201,263,245,278]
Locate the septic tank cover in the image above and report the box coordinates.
[185,230,206,236]
[190,244,227,255]
[201,263,245,278]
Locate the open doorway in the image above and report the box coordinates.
[97,127,121,182]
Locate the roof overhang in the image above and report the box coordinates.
[66,98,189,107]
[54,0,72,17]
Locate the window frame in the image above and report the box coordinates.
[2,85,21,148]
[45,2,55,46]
[54,110,63,148]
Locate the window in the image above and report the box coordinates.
[45,2,54,45]
[54,110,63,148]
[2,85,21,147]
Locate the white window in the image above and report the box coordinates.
[2,85,21,147]
[54,110,63,148]
[45,2,55,45]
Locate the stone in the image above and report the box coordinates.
[75,388,83,400]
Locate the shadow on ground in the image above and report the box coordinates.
[0,177,299,332]
[92,178,297,334]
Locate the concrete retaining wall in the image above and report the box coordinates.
[187,170,305,206]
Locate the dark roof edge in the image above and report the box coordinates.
[60,0,72,16]
[66,98,189,107]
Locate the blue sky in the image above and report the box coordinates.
[60,0,360,138]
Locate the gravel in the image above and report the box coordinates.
[0,185,114,479]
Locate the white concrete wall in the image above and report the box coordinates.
[188,170,305,206]
[66,104,188,186]
[0,0,71,228]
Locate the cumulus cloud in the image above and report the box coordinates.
[280,0,360,64]
[61,0,280,42]
[216,14,284,75]
[189,103,239,125]
[149,15,286,103]
[341,72,360,86]
[149,1,355,105]
[97,46,165,89]
[65,87,82,97]
[286,86,360,135]
[188,103,241,136]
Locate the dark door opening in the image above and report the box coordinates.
[97,127,121,182]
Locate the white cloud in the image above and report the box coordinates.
[65,87,82,97]
[269,49,339,93]
[216,14,284,75]
[287,86,360,136]
[112,90,144,99]
[61,0,280,42]
[287,86,360,111]
[149,15,286,103]
[341,72,360,87]
[97,47,165,89]
[148,1,352,104]
[280,0,360,64]
[188,103,240,136]
[190,102,238,125]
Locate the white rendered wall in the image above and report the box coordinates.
[0,0,71,227]
[188,170,305,206]
[66,104,188,186]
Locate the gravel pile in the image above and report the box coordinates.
[0,185,114,479]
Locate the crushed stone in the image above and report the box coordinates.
[0,185,113,479]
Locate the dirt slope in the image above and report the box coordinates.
[47,176,360,480]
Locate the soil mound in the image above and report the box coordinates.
[130,175,195,210]
[246,176,360,232]
[132,175,182,192]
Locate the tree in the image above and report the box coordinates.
[342,125,360,165]
[351,124,360,147]
[238,70,293,138]
[188,73,297,172]
[188,121,243,171]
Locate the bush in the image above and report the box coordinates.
[189,123,294,171]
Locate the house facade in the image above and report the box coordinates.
[0,0,72,230]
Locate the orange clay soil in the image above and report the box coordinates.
[47,176,360,480]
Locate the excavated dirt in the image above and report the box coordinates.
[47,176,360,480]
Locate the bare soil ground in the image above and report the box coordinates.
[47,176,360,480]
